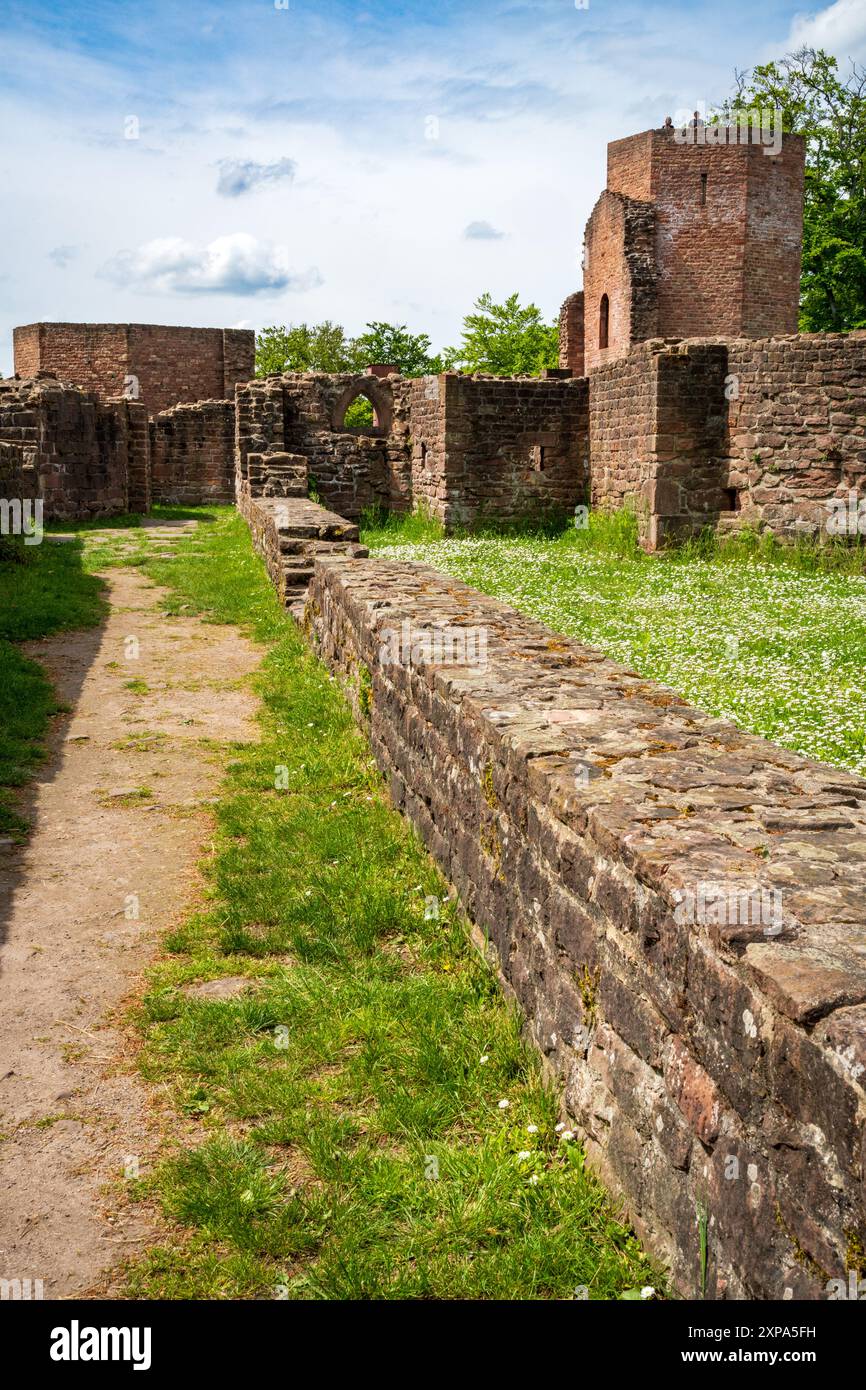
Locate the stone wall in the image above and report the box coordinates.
[150,399,236,506]
[558,292,585,377]
[0,376,130,518]
[590,333,866,548]
[722,333,866,537]
[238,484,367,610]
[235,372,410,520]
[13,323,254,418]
[303,554,866,1301]
[583,191,658,373]
[426,373,589,528]
[235,370,588,530]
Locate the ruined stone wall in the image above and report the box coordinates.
[0,440,38,504]
[235,372,411,520]
[13,323,254,418]
[722,333,866,537]
[304,555,866,1301]
[150,399,236,506]
[583,191,657,373]
[236,370,587,530]
[238,479,366,609]
[589,333,866,548]
[588,342,660,521]
[558,292,585,377]
[0,376,129,518]
[432,374,589,528]
[405,376,448,519]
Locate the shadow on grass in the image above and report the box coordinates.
[0,535,107,949]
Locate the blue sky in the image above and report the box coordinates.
[1,0,864,373]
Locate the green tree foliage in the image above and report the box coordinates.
[255,321,357,376]
[444,293,559,375]
[350,322,443,376]
[255,296,560,382]
[721,48,866,330]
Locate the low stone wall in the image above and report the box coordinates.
[238,486,367,609]
[303,556,866,1300]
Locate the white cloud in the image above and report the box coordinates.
[98,234,321,296]
[787,0,866,58]
[216,156,297,197]
[48,245,79,268]
[464,220,506,241]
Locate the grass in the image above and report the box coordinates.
[60,507,659,1301]
[364,508,866,777]
[0,536,105,836]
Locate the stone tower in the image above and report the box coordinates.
[560,121,805,376]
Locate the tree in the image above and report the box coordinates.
[719,48,866,331]
[350,322,442,377]
[255,321,356,376]
[444,292,559,375]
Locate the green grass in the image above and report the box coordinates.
[364,508,866,777]
[95,508,659,1301]
[0,537,105,836]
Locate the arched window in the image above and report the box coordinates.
[338,391,377,430]
[599,294,609,350]
[332,379,392,436]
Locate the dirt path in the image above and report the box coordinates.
[0,533,262,1297]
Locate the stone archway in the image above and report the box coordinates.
[331,378,393,437]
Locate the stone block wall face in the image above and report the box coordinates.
[235,371,588,531]
[405,375,448,518]
[583,191,658,374]
[558,292,585,376]
[121,399,151,513]
[150,399,236,506]
[13,323,254,418]
[588,344,658,517]
[589,334,866,548]
[303,556,866,1301]
[741,143,805,338]
[607,128,655,200]
[433,373,590,527]
[721,333,866,535]
[235,372,407,520]
[0,438,38,504]
[13,323,129,400]
[0,377,129,518]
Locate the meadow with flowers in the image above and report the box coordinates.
[365,514,866,778]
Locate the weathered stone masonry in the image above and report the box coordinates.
[0,375,147,518]
[13,322,254,418]
[588,334,866,547]
[302,555,866,1300]
[235,369,589,529]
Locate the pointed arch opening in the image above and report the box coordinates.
[332,380,391,436]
